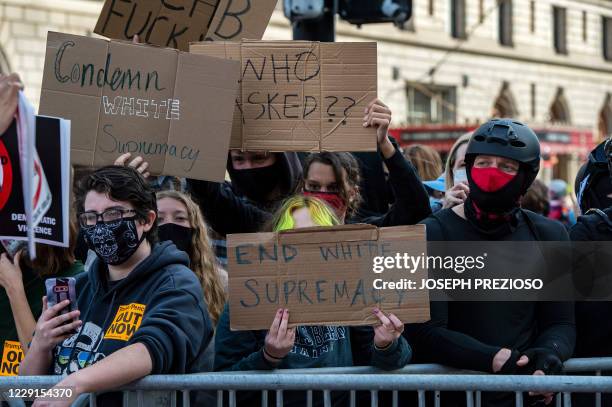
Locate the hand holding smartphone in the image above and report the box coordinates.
[45,277,77,324]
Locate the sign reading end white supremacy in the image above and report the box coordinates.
[39,31,240,181]
[228,224,430,331]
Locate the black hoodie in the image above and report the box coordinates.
[52,242,212,401]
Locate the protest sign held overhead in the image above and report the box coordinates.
[0,113,71,248]
[190,40,378,152]
[227,224,430,331]
[39,32,240,181]
[94,0,277,51]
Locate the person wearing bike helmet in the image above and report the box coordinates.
[405,119,575,407]
[569,138,612,407]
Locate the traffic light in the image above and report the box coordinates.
[338,0,412,29]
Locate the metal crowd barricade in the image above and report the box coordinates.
[1,358,611,407]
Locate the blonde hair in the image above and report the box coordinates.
[444,132,473,190]
[156,190,226,325]
[404,145,443,181]
[271,195,340,231]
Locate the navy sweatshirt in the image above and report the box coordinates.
[214,304,411,407]
[52,242,212,402]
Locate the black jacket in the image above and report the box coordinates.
[404,208,575,407]
[570,208,612,358]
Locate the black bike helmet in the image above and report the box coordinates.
[575,138,612,212]
[465,119,541,193]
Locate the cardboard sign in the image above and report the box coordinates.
[227,224,430,330]
[0,341,24,376]
[39,32,240,181]
[0,115,70,248]
[94,0,277,51]
[190,40,378,152]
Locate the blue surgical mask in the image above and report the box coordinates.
[454,168,468,185]
[429,197,443,212]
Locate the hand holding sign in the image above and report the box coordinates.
[114,153,150,179]
[372,308,405,349]
[0,74,23,135]
[263,308,296,363]
[364,98,395,159]
[0,251,24,295]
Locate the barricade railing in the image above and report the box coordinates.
[1,358,611,407]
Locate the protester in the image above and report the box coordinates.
[0,225,83,355]
[156,189,227,322]
[0,73,22,135]
[406,119,575,407]
[422,174,446,213]
[187,150,302,234]
[575,139,612,215]
[214,195,411,407]
[404,144,443,181]
[304,99,430,227]
[569,138,612,407]
[521,179,550,216]
[548,179,576,228]
[20,166,212,407]
[443,133,472,209]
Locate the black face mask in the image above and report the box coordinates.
[158,223,194,257]
[82,217,145,266]
[592,176,612,210]
[231,165,282,202]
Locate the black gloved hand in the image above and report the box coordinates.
[497,349,521,374]
[518,347,563,375]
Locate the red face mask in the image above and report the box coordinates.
[470,167,516,192]
[303,190,347,216]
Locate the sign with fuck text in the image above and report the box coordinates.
[94,0,278,51]
[39,31,240,181]
[227,224,430,330]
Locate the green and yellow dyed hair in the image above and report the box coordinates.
[272,195,340,231]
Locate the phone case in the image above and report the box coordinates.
[45,277,77,316]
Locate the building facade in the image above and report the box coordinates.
[264,0,612,182]
[1,0,611,182]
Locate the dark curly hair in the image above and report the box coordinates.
[74,166,158,244]
[301,152,362,218]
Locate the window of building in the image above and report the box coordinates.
[604,16,612,61]
[549,87,571,124]
[598,93,612,140]
[499,0,513,46]
[553,6,568,55]
[406,83,457,125]
[582,11,588,42]
[479,0,485,23]
[492,82,519,118]
[529,1,535,33]
[530,83,536,119]
[451,0,467,39]
[429,0,434,16]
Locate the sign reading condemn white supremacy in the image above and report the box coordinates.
[39,31,239,181]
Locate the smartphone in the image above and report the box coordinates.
[45,277,77,321]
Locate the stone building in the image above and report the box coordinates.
[1,0,611,181]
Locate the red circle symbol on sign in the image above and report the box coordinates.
[0,140,13,211]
